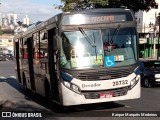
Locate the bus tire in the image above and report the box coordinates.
[45,79,52,101]
[143,78,152,88]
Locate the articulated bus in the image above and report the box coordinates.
[14,8,140,106]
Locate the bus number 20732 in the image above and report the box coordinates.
[113,80,128,86]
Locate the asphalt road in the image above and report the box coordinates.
[0,61,160,120]
[0,61,15,76]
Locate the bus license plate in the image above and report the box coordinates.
[99,93,113,98]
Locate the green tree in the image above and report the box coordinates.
[60,0,157,12]
[0,26,3,35]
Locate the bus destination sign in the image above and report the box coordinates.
[62,12,133,25]
[85,15,115,23]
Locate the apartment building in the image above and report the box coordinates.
[0,34,14,54]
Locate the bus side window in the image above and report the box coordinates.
[23,38,27,59]
[40,30,48,59]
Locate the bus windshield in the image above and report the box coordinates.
[60,27,137,69]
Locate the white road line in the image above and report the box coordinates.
[9,76,16,79]
[0,77,7,79]
[125,105,132,108]
[0,75,16,79]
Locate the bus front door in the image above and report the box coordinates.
[23,37,36,91]
[15,40,22,83]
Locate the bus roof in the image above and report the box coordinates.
[14,8,134,40]
[63,8,133,15]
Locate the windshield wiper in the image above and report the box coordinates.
[79,27,98,60]
[92,32,98,60]
[109,24,121,44]
[78,27,96,47]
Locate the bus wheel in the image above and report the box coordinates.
[45,80,52,101]
[143,78,152,88]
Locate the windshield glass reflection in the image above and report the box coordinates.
[60,27,137,69]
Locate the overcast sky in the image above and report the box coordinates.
[0,0,62,23]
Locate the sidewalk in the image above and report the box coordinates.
[139,57,160,61]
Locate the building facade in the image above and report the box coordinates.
[135,0,160,35]
[0,34,14,54]
[136,0,160,59]
[23,15,30,25]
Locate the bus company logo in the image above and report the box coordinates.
[2,112,11,117]
[82,83,101,88]
[1,112,42,118]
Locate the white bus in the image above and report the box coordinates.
[14,8,140,106]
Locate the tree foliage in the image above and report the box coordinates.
[60,0,157,12]
[0,26,3,35]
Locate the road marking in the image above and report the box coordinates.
[9,76,16,79]
[125,105,132,108]
[0,77,7,79]
[0,75,16,79]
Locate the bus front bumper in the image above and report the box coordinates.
[61,80,140,106]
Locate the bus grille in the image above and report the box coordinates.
[82,86,129,99]
[76,66,137,81]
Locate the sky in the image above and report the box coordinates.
[0,0,63,23]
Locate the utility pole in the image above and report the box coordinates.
[153,12,157,59]
[149,22,155,58]
[157,13,160,60]
[153,26,156,58]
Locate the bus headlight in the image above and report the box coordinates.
[63,81,81,94]
[130,76,140,89]
[155,74,160,78]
